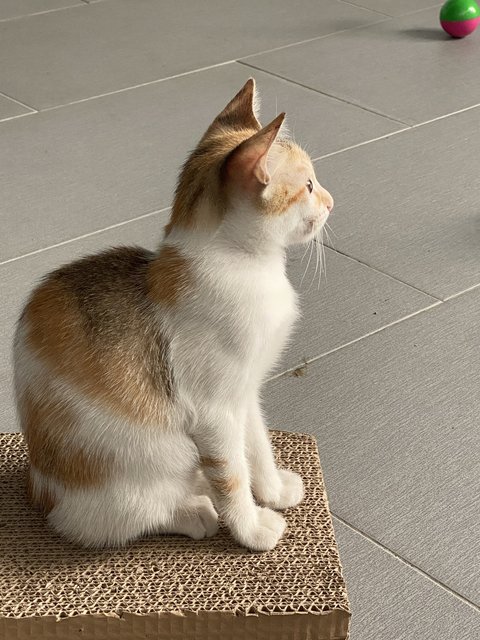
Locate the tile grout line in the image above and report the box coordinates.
[267,301,443,382]
[0,91,37,113]
[410,101,480,127]
[336,0,391,17]
[238,60,411,126]
[0,2,85,23]
[331,513,480,613]
[239,13,391,61]
[444,281,480,300]
[39,61,237,113]
[310,102,480,162]
[311,128,411,161]
[0,111,37,124]
[0,206,171,268]
[0,16,390,115]
[318,241,443,301]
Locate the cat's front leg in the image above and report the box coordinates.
[193,408,286,552]
[246,398,304,510]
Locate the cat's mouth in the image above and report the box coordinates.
[305,213,328,235]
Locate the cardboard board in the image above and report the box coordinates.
[0,431,350,639]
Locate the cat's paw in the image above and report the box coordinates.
[254,469,304,510]
[234,507,286,552]
[174,495,219,540]
[194,495,219,538]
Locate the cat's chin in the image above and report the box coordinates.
[288,232,319,246]
[295,223,326,245]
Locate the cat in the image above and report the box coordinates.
[13,78,333,552]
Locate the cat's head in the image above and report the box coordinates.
[166,79,333,249]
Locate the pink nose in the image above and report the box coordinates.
[322,187,333,213]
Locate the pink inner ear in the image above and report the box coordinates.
[225,113,286,191]
[253,153,270,186]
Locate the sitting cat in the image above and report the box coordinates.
[13,79,333,551]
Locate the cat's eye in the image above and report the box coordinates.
[306,179,314,194]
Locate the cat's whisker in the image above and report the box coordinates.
[300,239,314,287]
[319,229,327,289]
[301,242,311,263]
[325,221,337,236]
[323,226,333,249]
[303,237,320,294]
[313,237,321,292]
[324,222,337,247]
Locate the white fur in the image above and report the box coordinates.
[14,139,331,551]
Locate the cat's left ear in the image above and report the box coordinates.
[225,112,286,188]
[213,78,261,131]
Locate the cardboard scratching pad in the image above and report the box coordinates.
[0,431,350,640]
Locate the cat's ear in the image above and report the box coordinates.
[213,78,261,131]
[225,112,286,188]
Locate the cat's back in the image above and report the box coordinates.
[14,246,174,426]
[29,245,153,323]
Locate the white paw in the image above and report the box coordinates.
[174,495,219,540]
[234,507,286,552]
[254,469,304,510]
[195,494,220,538]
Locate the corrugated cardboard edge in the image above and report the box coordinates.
[1,430,351,639]
[0,609,351,640]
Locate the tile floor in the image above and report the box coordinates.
[0,1,479,637]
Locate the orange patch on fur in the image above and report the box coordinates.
[263,185,306,217]
[200,456,227,469]
[147,245,191,307]
[21,389,112,489]
[23,275,171,425]
[210,475,240,495]
[201,455,239,496]
[165,127,257,235]
[26,469,55,513]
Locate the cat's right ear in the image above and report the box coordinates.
[224,112,286,190]
[212,78,261,131]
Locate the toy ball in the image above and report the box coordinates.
[440,0,480,37]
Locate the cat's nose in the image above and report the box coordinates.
[323,190,334,212]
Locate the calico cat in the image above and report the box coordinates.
[13,79,333,552]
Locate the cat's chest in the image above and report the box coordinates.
[233,270,299,354]
[255,280,298,333]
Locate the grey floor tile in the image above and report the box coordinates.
[0,0,381,109]
[264,289,480,604]
[340,0,441,17]
[246,7,480,125]
[0,63,402,263]
[281,245,437,372]
[315,107,480,300]
[0,0,79,21]
[0,94,33,121]
[333,519,480,640]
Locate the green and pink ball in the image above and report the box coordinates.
[440,0,480,38]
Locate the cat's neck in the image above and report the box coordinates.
[164,210,286,265]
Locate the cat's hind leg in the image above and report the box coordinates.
[164,494,219,540]
[48,472,218,547]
